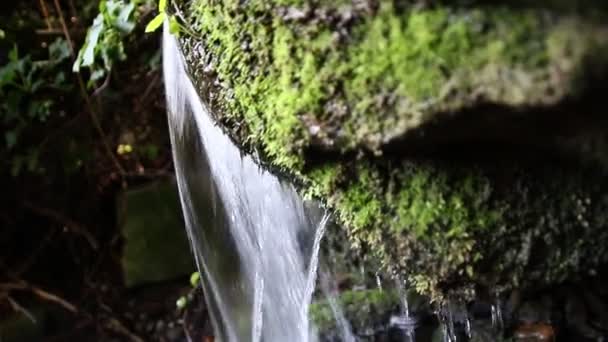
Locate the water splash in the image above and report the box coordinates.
[163,25,327,341]
[464,314,472,340]
[375,272,383,292]
[302,215,330,324]
[439,303,457,342]
[319,270,357,342]
[395,277,410,318]
[491,299,504,334]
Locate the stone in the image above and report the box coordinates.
[178,0,608,301]
[513,322,555,341]
[119,179,195,287]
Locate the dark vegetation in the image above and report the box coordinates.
[0,1,209,340]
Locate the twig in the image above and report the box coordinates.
[53,0,74,54]
[31,286,78,313]
[92,72,112,98]
[52,0,127,179]
[39,0,52,30]
[7,295,37,323]
[0,281,78,313]
[171,2,202,38]
[36,28,84,35]
[23,200,99,250]
[138,73,160,106]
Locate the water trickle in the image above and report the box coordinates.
[439,303,457,342]
[319,270,357,342]
[464,314,472,340]
[375,272,383,292]
[163,26,328,341]
[395,277,410,318]
[491,299,504,334]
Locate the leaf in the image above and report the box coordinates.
[83,15,105,67]
[73,14,104,72]
[49,38,71,62]
[5,131,17,149]
[169,15,180,36]
[116,2,136,33]
[145,12,165,33]
[8,45,18,62]
[90,68,106,82]
[159,0,167,12]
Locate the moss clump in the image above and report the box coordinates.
[310,289,400,333]
[182,0,608,166]
[179,0,608,300]
[304,159,608,300]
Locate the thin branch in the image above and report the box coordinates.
[39,0,52,30]
[31,286,78,313]
[53,0,74,54]
[7,295,38,323]
[52,0,127,178]
[22,200,99,250]
[1,281,78,313]
[92,72,112,98]
[35,28,65,35]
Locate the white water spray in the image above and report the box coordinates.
[163,25,328,341]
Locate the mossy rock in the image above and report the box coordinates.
[310,289,400,335]
[177,0,608,300]
[119,180,195,287]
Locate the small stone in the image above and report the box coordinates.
[513,323,555,341]
[155,320,165,331]
[166,326,183,341]
[309,125,321,135]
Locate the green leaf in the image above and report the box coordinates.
[169,15,180,36]
[116,2,136,33]
[176,296,187,309]
[8,45,18,62]
[49,38,71,62]
[145,12,165,33]
[159,0,167,12]
[73,14,104,72]
[189,272,200,287]
[5,131,17,149]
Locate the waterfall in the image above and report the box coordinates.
[163,25,328,341]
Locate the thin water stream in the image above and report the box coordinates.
[163,25,328,341]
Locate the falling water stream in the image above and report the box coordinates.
[163,25,329,341]
[162,22,521,342]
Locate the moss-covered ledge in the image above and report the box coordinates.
[176,0,608,300]
[180,0,608,168]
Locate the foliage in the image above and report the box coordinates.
[145,0,198,37]
[0,39,72,176]
[73,0,152,86]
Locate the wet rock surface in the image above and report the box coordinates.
[119,180,195,287]
[178,0,608,303]
[310,275,608,341]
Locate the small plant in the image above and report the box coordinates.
[175,271,202,310]
[0,39,72,176]
[145,0,200,37]
[73,0,149,86]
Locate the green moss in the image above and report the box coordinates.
[183,0,608,167]
[180,0,608,301]
[309,289,400,333]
